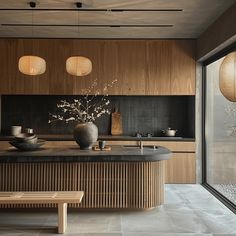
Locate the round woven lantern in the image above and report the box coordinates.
[18,56,46,76]
[219,52,236,102]
[66,56,92,76]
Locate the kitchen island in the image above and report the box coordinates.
[0,145,171,209]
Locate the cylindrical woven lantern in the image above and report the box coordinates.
[219,51,236,102]
[66,56,92,76]
[18,55,46,76]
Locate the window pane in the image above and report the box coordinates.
[205,56,236,205]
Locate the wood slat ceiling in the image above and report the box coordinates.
[0,0,235,38]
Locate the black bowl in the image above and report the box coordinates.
[9,139,45,151]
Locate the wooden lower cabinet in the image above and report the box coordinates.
[118,140,196,184]
[165,153,196,184]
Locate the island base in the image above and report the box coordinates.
[0,161,165,209]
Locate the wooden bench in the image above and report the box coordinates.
[0,191,84,234]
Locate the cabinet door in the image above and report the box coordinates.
[0,40,17,94]
[48,39,73,95]
[146,41,171,95]
[165,153,196,183]
[171,40,196,95]
[117,40,147,95]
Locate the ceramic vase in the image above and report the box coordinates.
[73,122,98,149]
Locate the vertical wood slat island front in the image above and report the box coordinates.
[0,162,164,209]
[0,146,170,209]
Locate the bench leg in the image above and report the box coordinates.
[58,203,67,234]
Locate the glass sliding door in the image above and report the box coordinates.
[204,51,236,209]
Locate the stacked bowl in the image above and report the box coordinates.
[14,133,38,143]
[9,133,45,151]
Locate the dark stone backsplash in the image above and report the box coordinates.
[1,95,195,137]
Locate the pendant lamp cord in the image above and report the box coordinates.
[76,2,82,37]
[77,5,79,37]
[32,8,34,38]
[29,2,36,38]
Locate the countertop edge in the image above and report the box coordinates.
[0,146,172,163]
[0,135,195,142]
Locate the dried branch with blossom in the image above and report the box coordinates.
[48,79,117,124]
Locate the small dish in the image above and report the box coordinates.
[9,139,45,151]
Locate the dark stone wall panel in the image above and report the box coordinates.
[1,95,195,138]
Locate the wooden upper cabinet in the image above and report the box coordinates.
[146,41,171,95]
[98,41,120,95]
[96,40,147,95]
[117,40,146,95]
[0,40,17,94]
[132,40,195,95]
[171,40,196,95]
[48,39,73,95]
[0,39,196,95]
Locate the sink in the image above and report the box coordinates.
[123,145,138,148]
[123,145,158,149]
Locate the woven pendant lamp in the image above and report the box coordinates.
[19,55,46,76]
[219,51,236,101]
[66,2,92,76]
[66,56,92,76]
[18,2,46,76]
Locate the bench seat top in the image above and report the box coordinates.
[0,191,84,204]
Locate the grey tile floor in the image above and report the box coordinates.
[0,184,236,236]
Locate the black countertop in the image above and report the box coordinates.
[0,134,195,142]
[0,145,171,163]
